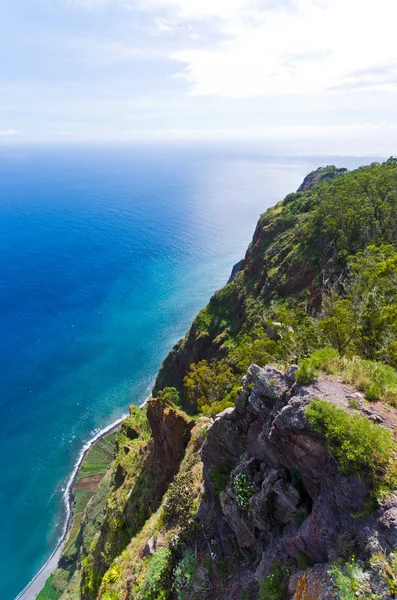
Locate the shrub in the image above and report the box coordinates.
[158,387,180,407]
[144,548,173,600]
[329,557,371,600]
[173,550,210,600]
[233,473,255,510]
[305,399,394,497]
[295,347,339,384]
[210,465,231,495]
[103,564,123,585]
[184,360,237,415]
[259,561,288,600]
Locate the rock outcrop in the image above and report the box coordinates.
[297,166,347,192]
[146,397,194,483]
[198,364,397,599]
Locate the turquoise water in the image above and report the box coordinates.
[0,144,375,599]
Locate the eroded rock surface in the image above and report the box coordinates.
[198,365,397,598]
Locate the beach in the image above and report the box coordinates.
[15,417,125,600]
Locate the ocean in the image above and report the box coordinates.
[0,143,377,599]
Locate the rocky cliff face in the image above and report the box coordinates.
[198,365,397,599]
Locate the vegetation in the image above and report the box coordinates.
[258,561,288,600]
[210,465,231,495]
[306,399,396,499]
[173,550,210,600]
[330,553,397,599]
[158,387,181,407]
[296,348,397,406]
[144,548,173,600]
[233,473,255,510]
[184,360,239,416]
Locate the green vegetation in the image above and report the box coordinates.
[158,387,180,407]
[296,348,397,406]
[330,553,397,599]
[210,465,231,495]
[330,557,371,600]
[144,548,173,600]
[37,576,62,600]
[259,561,288,600]
[162,447,201,527]
[233,473,255,510]
[306,399,396,499]
[184,360,239,416]
[173,550,210,600]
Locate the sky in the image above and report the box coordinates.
[1,0,397,153]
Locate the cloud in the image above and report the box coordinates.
[0,129,19,136]
[167,0,397,97]
[65,0,397,98]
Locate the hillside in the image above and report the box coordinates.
[39,159,397,600]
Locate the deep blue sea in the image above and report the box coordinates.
[0,143,378,599]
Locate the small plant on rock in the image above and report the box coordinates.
[259,561,288,600]
[173,550,210,600]
[233,473,254,510]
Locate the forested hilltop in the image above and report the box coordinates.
[40,159,397,600]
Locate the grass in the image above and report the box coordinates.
[36,575,62,600]
[306,399,396,500]
[296,347,397,406]
[65,433,117,554]
[259,561,289,600]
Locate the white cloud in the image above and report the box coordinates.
[169,0,397,97]
[65,0,397,98]
[0,129,19,136]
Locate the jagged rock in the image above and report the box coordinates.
[200,409,247,471]
[220,490,256,548]
[291,564,336,599]
[249,364,291,402]
[285,364,299,386]
[198,365,397,598]
[146,398,193,474]
[227,259,243,284]
[142,536,156,557]
[273,479,301,524]
[379,494,397,549]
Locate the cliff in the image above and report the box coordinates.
[39,159,397,600]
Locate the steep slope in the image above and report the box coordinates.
[154,159,397,406]
[39,159,397,600]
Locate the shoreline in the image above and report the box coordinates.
[15,414,128,600]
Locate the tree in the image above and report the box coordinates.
[348,245,397,365]
[157,387,180,407]
[320,298,358,354]
[183,360,235,415]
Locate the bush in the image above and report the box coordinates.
[233,473,255,510]
[296,347,339,384]
[158,387,180,407]
[173,550,209,600]
[144,548,173,600]
[259,561,288,600]
[184,360,237,415]
[305,399,394,496]
[210,465,231,495]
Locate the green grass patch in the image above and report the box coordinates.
[36,575,62,600]
[306,399,396,499]
[296,348,397,406]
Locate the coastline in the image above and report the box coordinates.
[15,415,127,600]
